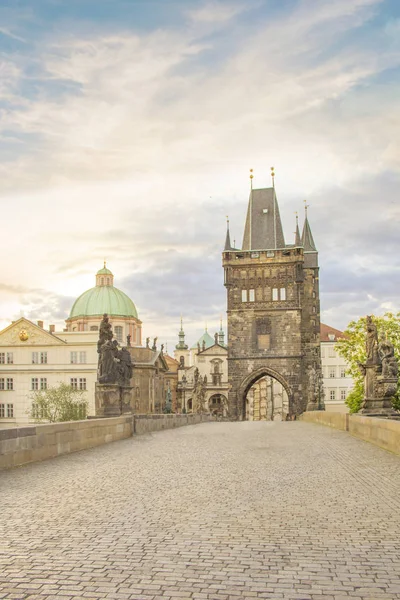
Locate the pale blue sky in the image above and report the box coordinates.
[0,0,399,348]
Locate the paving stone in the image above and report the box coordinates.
[1,422,400,600]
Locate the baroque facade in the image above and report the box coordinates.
[223,184,322,419]
[0,265,169,427]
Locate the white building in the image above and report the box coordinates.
[0,265,141,428]
[320,323,353,413]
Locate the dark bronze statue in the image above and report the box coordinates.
[117,347,133,386]
[126,334,131,347]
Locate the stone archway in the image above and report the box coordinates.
[238,367,293,421]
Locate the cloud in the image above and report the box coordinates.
[187,1,248,24]
[0,0,399,346]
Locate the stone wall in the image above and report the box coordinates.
[300,411,400,455]
[0,414,214,470]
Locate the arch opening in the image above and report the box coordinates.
[239,368,292,421]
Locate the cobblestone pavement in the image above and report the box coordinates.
[1,421,400,600]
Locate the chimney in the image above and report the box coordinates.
[37,320,44,328]
[49,325,55,334]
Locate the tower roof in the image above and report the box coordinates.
[224,227,232,251]
[301,217,317,251]
[191,330,215,350]
[242,188,285,251]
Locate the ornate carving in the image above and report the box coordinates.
[366,315,379,364]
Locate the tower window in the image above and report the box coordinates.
[280,288,286,301]
[249,289,255,302]
[272,288,279,301]
[241,290,248,302]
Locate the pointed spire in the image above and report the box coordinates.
[294,211,302,246]
[224,216,232,251]
[175,316,188,350]
[218,316,225,347]
[301,201,317,251]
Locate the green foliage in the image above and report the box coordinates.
[335,312,400,414]
[29,382,88,423]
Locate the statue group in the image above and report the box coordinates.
[192,367,207,413]
[97,314,133,386]
[358,316,398,416]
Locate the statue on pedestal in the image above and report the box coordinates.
[359,316,399,416]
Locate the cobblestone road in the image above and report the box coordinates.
[1,421,400,600]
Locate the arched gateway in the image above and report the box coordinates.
[222,183,323,420]
[239,367,292,421]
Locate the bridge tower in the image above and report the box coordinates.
[222,174,322,419]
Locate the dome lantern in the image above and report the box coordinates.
[96,262,114,287]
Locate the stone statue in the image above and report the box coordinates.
[179,356,185,369]
[152,337,157,351]
[214,332,218,345]
[379,340,398,378]
[160,344,164,354]
[126,334,131,347]
[366,316,379,364]
[117,347,133,386]
[146,337,150,349]
[97,313,113,355]
[98,339,118,384]
[202,340,206,351]
[197,342,201,353]
[164,384,172,413]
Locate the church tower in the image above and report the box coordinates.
[222,171,322,419]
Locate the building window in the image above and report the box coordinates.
[272,288,279,301]
[101,277,104,285]
[249,289,255,302]
[329,367,336,378]
[312,306,316,313]
[329,390,336,401]
[79,378,87,391]
[40,352,47,364]
[0,403,14,418]
[115,326,123,343]
[40,378,47,390]
[32,352,38,364]
[70,352,87,364]
[241,290,248,302]
[6,378,13,391]
[0,378,4,390]
[340,389,347,401]
[0,353,4,364]
[70,378,78,390]
[328,346,336,358]
[340,367,346,378]
[7,352,13,364]
[31,378,39,391]
[280,288,286,301]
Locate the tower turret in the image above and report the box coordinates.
[175,317,188,350]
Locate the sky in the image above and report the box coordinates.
[0,0,399,351]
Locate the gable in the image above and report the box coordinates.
[200,344,228,357]
[0,318,66,347]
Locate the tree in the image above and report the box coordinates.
[335,312,400,413]
[29,382,88,423]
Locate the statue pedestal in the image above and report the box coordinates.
[360,376,398,417]
[120,386,133,414]
[95,383,122,417]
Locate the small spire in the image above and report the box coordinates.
[205,322,208,332]
[180,314,183,332]
[218,316,225,346]
[271,166,275,188]
[294,211,301,246]
[176,316,188,350]
[304,199,309,216]
[301,205,317,252]
[250,168,254,190]
[224,215,232,251]
[104,259,106,268]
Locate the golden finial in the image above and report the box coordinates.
[226,215,229,228]
[104,259,106,268]
[304,199,309,215]
[249,168,254,190]
[271,166,275,186]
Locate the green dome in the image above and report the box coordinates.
[69,285,138,319]
[191,330,215,350]
[97,266,113,275]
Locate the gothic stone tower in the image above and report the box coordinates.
[223,185,322,419]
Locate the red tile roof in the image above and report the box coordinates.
[320,323,346,342]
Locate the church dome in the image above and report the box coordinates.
[68,265,138,320]
[191,330,215,350]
